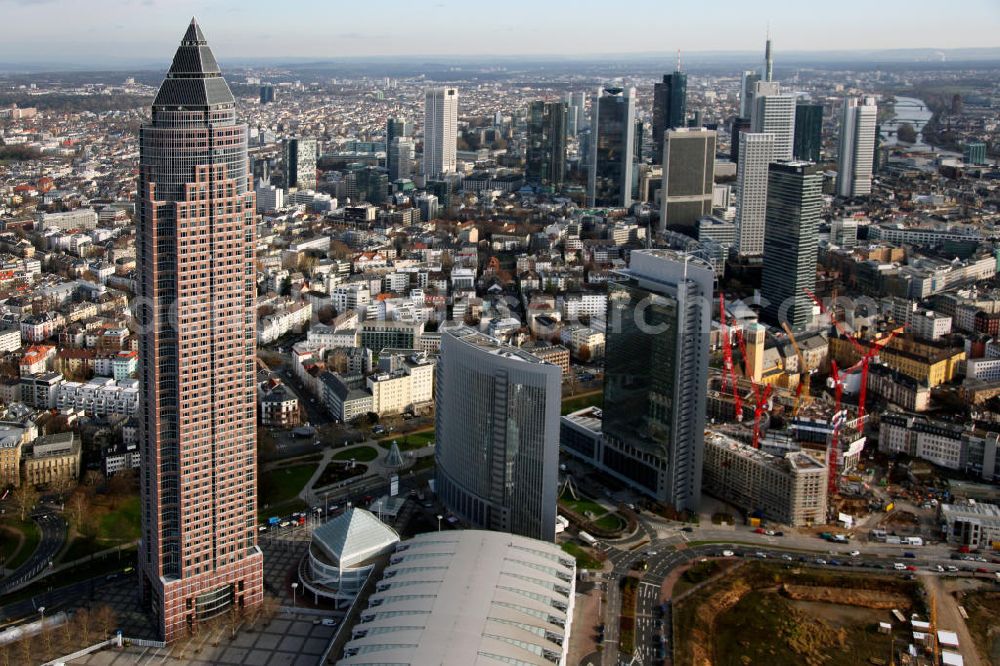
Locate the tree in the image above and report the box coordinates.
[74,607,92,646]
[897,122,918,144]
[67,489,90,533]
[227,603,244,639]
[94,604,117,640]
[16,634,32,666]
[12,482,37,521]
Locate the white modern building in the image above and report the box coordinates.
[300,508,400,607]
[734,132,774,256]
[341,530,575,666]
[750,81,796,161]
[423,87,458,178]
[837,96,878,198]
[56,377,139,417]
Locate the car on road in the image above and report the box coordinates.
[754,552,767,559]
[321,618,338,627]
[681,526,693,532]
[774,531,784,537]
[903,552,916,558]
[975,567,990,574]
[849,550,861,557]
[765,530,776,536]
[815,559,827,565]
[893,562,906,570]
[946,566,959,572]
[722,550,735,557]
[781,554,793,561]
[754,527,766,534]
[906,565,918,572]
[934,565,944,572]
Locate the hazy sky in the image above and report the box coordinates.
[1,0,998,64]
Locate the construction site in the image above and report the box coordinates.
[706,294,905,526]
[671,559,991,666]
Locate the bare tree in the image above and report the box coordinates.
[11,482,37,521]
[94,604,117,640]
[75,607,92,646]
[16,634,32,665]
[227,603,244,639]
[67,489,91,536]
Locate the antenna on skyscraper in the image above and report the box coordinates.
[676,49,682,72]
[764,23,774,82]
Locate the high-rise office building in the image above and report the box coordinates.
[435,326,561,541]
[739,71,761,119]
[588,87,635,208]
[964,142,987,166]
[750,81,796,162]
[525,100,567,191]
[793,102,823,162]
[836,96,878,198]
[423,87,458,178]
[572,92,587,130]
[652,71,688,164]
[601,249,713,511]
[734,132,774,256]
[137,19,262,642]
[258,84,274,105]
[761,162,823,330]
[388,136,414,182]
[730,116,752,164]
[284,137,317,190]
[385,116,412,149]
[659,127,716,232]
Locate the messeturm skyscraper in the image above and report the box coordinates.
[137,19,263,642]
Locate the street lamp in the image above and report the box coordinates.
[291,582,298,609]
[436,514,443,532]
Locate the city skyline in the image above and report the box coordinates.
[0,1,997,64]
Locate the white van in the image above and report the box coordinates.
[893,562,907,570]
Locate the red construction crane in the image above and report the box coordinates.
[718,294,743,422]
[733,324,772,449]
[804,288,904,425]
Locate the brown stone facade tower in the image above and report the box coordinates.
[137,18,262,642]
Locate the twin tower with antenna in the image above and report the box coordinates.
[673,27,774,81]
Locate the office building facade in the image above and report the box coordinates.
[659,128,716,232]
[739,70,761,119]
[423,87,458,178]
[837,96,878,198]
[525,100,567,191]
[761,162,823,330]
[385,116,412,149]
[794,102,823,162]
[588,87,635,208]
[601,250,713,511]
[387,136,414,182]
[734,132,774,256]
[652,71,687,164]
[435,326,561,541]
[750,81,796,161]
[964,142,987,166]
[284,136,317,190]
[258,84,274,105]
[137,19,263,642]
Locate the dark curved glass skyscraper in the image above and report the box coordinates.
[137,19,262,642]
